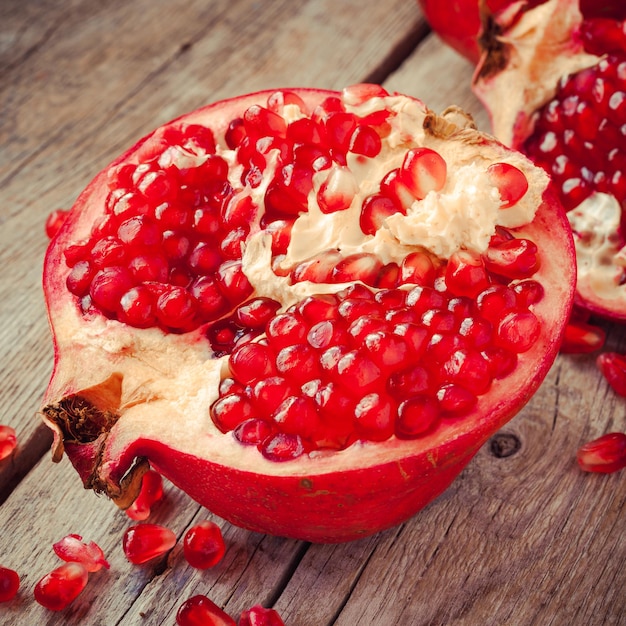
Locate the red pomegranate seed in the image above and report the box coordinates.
[577,432,626,473]
[234,418,275,445]
[380,168,416,210]
[487,162,529,208]
[0,567,19,603]
[234,298,281,329]
[267,89,308,114]
[239,604,286,626]
[400,147,447,199]
[445,250,491,298]
[360,194,402,235]
[388,364,431,398]
[337,350,383,396]
[317,166,357,213]
[229,342,276,385]
[349,125,382,157]
[155,285,198,330]
[560,320,606,353]
[126,469,164,521]
[90,267,134,313]
[513,279,545,307]
[441,349,492,395]
[396,396,440,438]
[597,352,626,396]
[176,594,236,626]
[243,105,288,138]
[53,535,110,572]
[400,250,437,286]
[122,524,177,565]
[45,209,70,238]
[118,286,157,328]
[476,285,517,322]
[496,310,541,353]
[260,432,305,461]
[291,250,343,283]
[307,319,349,349]
[437,383,477,415]
[275,343,321,385]
[354,392,394,441]
[483,237,540,279]
[342,82,389,105]
[66,260,94,296]
[34,562,89,611]
[0,425,17,461]
[211,393,256,432]
[183,520,226,569]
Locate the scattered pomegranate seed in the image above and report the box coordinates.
[560,320,606,353]
[183,520,226,569]
[126,469,164,520]
[34,562,89,611]
[239,605,286,626]
[0,567,19,603]
[577,432,626,473]
[597,352,626,396]
[122,523,177,564]
[176,594,236,626]
[0,425,17,461]
[53,534,110,572]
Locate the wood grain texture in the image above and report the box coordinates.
[0,0,624,625]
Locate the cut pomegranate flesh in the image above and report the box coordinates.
[41,86,575,541]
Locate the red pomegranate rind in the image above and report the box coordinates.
[41,87,575,542]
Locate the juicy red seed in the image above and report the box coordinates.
[122,524,176,565]
[155,285,197,330]
[188,242,222,273]
[388,365,431,398]
[400,147,447,199]
[405,285,445,313]
[34,563,89,611]
[275,343,321,385]
[396,396,440,438]
[421,309,456,333]
[90,236,126,267]
[90,267,134,313]
[234,418,275,445]
[426,332,469,363]
[360,194,402,235]
[458,316,493,348]
[393,323,429,359]
[66,260,95,296]
[441,349,492,395]
[216,260,253,304]
[260,432,305,461]
[126,469,164,521]
[482,347,518,379]
[45,209,70,238]
[273,396,321,439]
[577,432,626,474]
[211,393,256,432]
[239,605,286,626]
[400,251,437,286]
[325,111,358,154]
[342,83,390,104]
[0,567,19,603]
[251,376,296,413]
[234,298,281,329]
[52,535,110,572]
[117,215,161,247]
[296,294,339,322]
[487,163,529,207]
[483,237,540,279]
[119,286,157,328]
[560,320,606,354]
[348,316,388,345]
[354,392,394,441]
[445,250,491,298]
[496,310,541,353]
[597,352,626,396]
[0,425,17,461]
[317,166,357,214]
[349,125,382,157]
[229,342,276,385]
[129,253,169,282]
[380,168,416,210]
[243,104,288,138]
[513,279,545,306]
[176,595,236,626]
[337,350,383,396]
[266,312,308,348]
[437,384,477,415]
[307,320,349,349]
[183,521,226,569]
[476,285,517,322]
[338,297,382,322]
[291,250,343,283]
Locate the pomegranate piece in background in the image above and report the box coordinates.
[41,85,575,542]
[577,432,626,473]
[0,566,20,603]
[421,0,626,321]
[34,562,89,611]
[560,319,606,353]
[0,425,17,461]
[596,352,626,396]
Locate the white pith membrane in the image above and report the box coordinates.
[473,0,626,317]
[41,88,574,520]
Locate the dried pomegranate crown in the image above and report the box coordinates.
[41,85,575,541]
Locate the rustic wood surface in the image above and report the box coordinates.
[0,1,624,624]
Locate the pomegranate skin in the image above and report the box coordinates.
[41,88,575,542]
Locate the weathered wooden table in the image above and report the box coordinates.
[1,1,624,624]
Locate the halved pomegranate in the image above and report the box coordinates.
[41,85,574,542]
[419,0,626,321]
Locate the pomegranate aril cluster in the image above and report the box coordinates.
[523,17,626,211]
[212,264,544,460]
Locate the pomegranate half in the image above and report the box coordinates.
[41,86,575,542]
[419,0,626,321]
